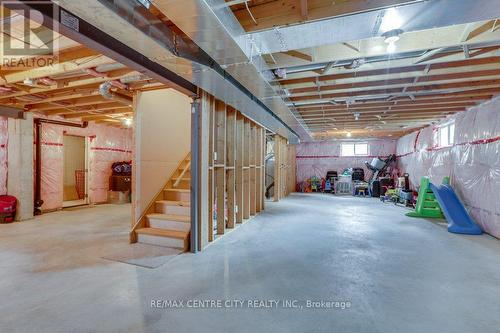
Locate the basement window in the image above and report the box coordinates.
[437,121,455,147]
[341,143,369,157]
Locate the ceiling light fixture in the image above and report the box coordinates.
[346,132,352,138]
[387,42,397,54]
[382,29,403,44]
[124,118,133,127]
[380,8,403,32]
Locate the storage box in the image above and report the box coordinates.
[107,190,130,204]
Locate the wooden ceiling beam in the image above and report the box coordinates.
[297,102,475,113]
[27,95,113,112]
[232,0,416,32]
[0,46,99,73]
[289,69,500,94]
[47,103,130,116]
[0,68,134,101]
[280,50,313,62]
[295,95,490,111]
[79,113,132,122]
[15,89,101,105]
[300,109,462,117]
[301,109,459,116]
[1,55,114,85]
[289,84,500,102]
[304,119,448,126]
[279,56,500,86]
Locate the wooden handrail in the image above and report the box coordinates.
[174,160,191,188]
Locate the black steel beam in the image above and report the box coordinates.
[4,0,197,96]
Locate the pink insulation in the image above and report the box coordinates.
[296,139,396,183]
[397,96,500,238]
[40,118,132,211]
[0,117,7,195]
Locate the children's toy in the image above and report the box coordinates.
[325,171,338,194]
[380,188,398,203]
[406,177,443,218]
[406,176,482,235]
[365,154,396,197]
[353,181,369,196]
[324,179,332,193]
[310,176,322,192]
[335,175,352,195]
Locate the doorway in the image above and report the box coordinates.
[62,135,88,208]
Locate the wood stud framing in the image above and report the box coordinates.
[201,92,267,245]
[272,135,296,202]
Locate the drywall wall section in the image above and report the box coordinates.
[0,117,7,195]
[295,139,396,183]
[133,88,191,221]
[40,119,132,211]
[397,96,500,238]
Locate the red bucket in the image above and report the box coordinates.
[0,195,17,223]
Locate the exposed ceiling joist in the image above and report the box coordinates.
[280,50,313,62]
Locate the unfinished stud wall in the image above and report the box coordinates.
[272,135,296,201]
[198,92,266,247]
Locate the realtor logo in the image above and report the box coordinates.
[0,1,59,69]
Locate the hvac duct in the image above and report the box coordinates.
[55,0,307,142]
[99,81,132,105]
[244,0,500,54]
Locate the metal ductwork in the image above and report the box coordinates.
[55,0,500,142]
[56,0,306,142]
[245,0,500,54]
[149,0,310,141]
[99,81,132,105]
[99,81,114,99]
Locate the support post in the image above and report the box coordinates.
[190,97,200,253]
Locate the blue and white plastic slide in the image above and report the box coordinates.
[429,182,483,235]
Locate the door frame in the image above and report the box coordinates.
[62,134,90,207]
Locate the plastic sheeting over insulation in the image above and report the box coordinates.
[40,120,132,210]
[295,140,396,183]
[0,117,7,195]
[397,96,500,238]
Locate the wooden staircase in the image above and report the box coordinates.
[131,153,191,251]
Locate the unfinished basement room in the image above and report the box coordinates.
[0,1,499,332]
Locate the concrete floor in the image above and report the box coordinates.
[1,194,500,333]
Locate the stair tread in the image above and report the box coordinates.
[136,227,189,239]
[147,213,190,222]
[164,188,190,193]
[156,200,191,207]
